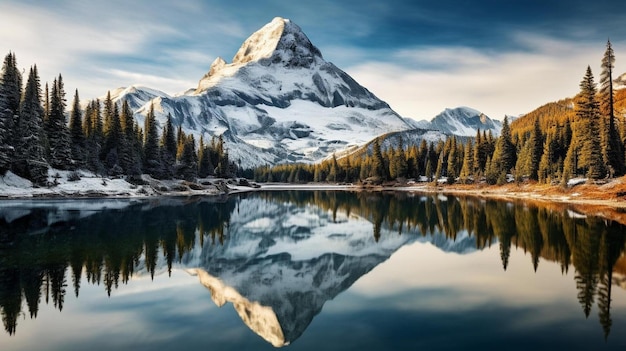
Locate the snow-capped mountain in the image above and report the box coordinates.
[107,85,170,112]
[106,17,412,168]
[411,107,502,137]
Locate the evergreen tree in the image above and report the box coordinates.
[425,158,433,182]
[177,135,198,181]
[599,39,624,176]
[577,66,606,180]
[446,137,458,184]
[538,132,554,183]
[14,66,48,184]
[69,89,85,168]
[327,154,339,182]
[215,135,230,178]
[119,100,141,178]
[102,103,124,175]
[160,113,177,178]
[85,99,104,174]
[459,138,474,183]
[498,116,517,172]
[47,75,72,169]
[197,135,213,178]
[0,52,22,173]
[434,150,444,184]
[371,139,387,180]
[161,114,177,159]
[394,137,408,179]
[528,117,543,180]
[143,104,162,178]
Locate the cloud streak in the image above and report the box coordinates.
[347,35,622,120]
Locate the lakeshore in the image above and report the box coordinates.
[3,169,626,225]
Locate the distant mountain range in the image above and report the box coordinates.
[407,106,503,137]
[101,17,505,168]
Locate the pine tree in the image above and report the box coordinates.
[528,117,543,180]
[143,104,162,178]
[197,135,213,177]
[394,137,408,179]
[446,137,458,184]
[47,75,72,169]
[102,102,125,175]
[160,113,177,178]
[15,66,48,184]
[599,40,624,176]
[577,66,606,180]
[119,100,142,178]
[538,133,554,183]
[434,150,443,184]
[69,89,85,168]
[498,116,517,172]
[459,138,474,183]
[85,99,104,174]
[327,154,339,182]
[177,135,198,181]
[424,158,433,182]
[371,139,387,180]
[0,52,22,173]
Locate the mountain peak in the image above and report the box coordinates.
[231,17,323,67]
[196,17,324,93]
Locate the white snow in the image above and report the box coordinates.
[0,169,224,199]
[567,178,587,187]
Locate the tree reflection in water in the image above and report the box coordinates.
[0,192,625,343]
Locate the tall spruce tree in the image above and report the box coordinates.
[528,117,543,180]
[498,116,516,172]
[446,136,458,184]
[371,138,387,180]
[143,104,162,177]
[102,103,124,175]
[47,75,72,169]
[160,113,177,178]
[15,66,48,184]
[459,138,474,183]
[0,52,22,173]
[119,100,142,178]
[577,66,606,180]
[69,89,85,168]
[599,39,624,176]
[177,135,198,181]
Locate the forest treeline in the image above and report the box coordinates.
[255,40,626,186]
[1,41,624,187]
[0,53,238,185]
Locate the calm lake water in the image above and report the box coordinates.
[1,191,626,350]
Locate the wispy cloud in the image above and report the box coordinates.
[346,34,620,120]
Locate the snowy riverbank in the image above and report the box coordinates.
[0,169,253,199]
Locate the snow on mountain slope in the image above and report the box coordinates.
[101,85,169,112]
[429,107,502,136]
[107,17,412,168]
[410,107,502,137]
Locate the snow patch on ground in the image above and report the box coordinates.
[0,169,234,199]
[567,178,587,187]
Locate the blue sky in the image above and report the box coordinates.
[1,0,625,120]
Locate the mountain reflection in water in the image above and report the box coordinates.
[1,191,626,348]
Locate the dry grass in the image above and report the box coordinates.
[410,176,626,226]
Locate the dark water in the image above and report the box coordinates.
[1,191,626,350]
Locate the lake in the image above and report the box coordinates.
[1,191,626,350]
